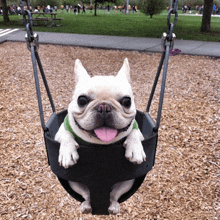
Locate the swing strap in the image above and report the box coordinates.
[20,0,56,132]
[146,0,179,132]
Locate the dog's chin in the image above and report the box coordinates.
[74,118,133,143]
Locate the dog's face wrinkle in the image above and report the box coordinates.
[74,118,88,132]
[73,92,135,121]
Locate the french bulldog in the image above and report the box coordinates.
[55,58,146,214]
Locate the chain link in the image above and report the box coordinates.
[170,0,179,13]
[20,0,39,52]
[161,0,178,52]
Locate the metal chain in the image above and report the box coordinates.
[161,0,178,51]
[19,0,55,132]
[19,0,39,52]
[147,0,179,132]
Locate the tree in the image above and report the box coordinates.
[94,0,98,16]
[201,0,213,32]
[2,0,10,23]
[138,0,166,18]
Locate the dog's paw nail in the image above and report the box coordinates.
[80,201,92,214]
[64,164,70,169]
[72,159,77,164]
[108,202,120,214]
[76,144,80,149]
[82,208,92,214]
[72,157,79,164]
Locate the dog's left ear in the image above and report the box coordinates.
[74,59,90,84]
[116,58,130,83]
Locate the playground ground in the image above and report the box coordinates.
[0,42,219,219]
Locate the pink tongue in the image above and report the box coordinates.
[94,127,118,142]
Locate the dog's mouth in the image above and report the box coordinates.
[74,118,133,142]
[94,127,118,142]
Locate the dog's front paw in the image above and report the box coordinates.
[108,201,120,214]
[124,140,146,164]
[59,141,79,169]
[80,201,92,214]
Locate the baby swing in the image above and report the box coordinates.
[19,0,179,215]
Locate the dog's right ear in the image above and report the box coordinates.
[74,59,90,84]
[116,58,130,83]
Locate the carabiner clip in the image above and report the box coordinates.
[25,33,39,52]
[161,32,176,52]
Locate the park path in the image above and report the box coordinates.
[0,28,19,38]
[1,29,220,57]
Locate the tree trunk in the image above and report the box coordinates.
[94,1,97,16]
[201,0,213,32]
[2,0,10,23]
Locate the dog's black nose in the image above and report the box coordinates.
[97,103,111,114]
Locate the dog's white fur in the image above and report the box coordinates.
[55,58,145,214]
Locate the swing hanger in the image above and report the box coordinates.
[20,0,55,132]
[147,0,179,132]
[20,0,39,52]
[161,0,178,51]
[25,32,39,52]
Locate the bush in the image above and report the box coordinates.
[138,0,166,18]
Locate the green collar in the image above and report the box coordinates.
[64,114,139,145]
[64,114,90,145]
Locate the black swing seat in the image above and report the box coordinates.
[44,109,158,215]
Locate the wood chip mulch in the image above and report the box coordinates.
[0,42,219,220]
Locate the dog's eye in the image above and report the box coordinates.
[77,96,89,107]
[121,97,131,108]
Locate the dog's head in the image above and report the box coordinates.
[68,58,136,144]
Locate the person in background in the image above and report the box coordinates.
[187,4,191,13]
[200,5,204,14]
[17,6,21,14]
[132,5,136,14]
[213,4,216,14]
[74,6,77,14]
[34,6,38,12]
[217,5,220,15]
[61,5,64,12]
[45,5,50,13]
[66,5,69,12]
[77,4,81,14]
[82,5,86,13]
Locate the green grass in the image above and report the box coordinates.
[1,10,220,42]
